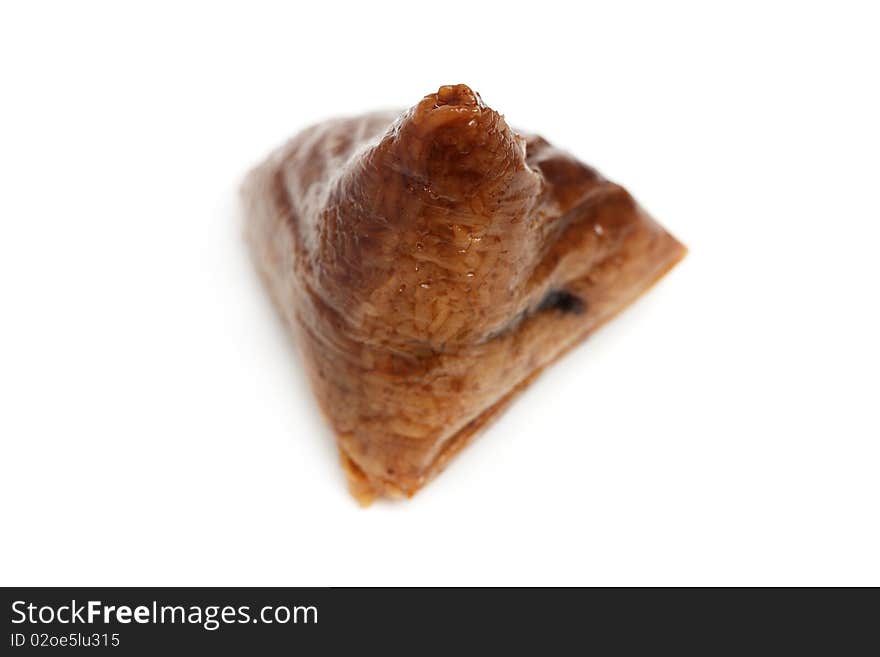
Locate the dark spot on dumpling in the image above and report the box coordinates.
[538,289,586,315]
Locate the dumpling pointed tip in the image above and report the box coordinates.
[433,84,483,109]
[363,84,536,206]
[398,84,520,165]
[408,84,491,134]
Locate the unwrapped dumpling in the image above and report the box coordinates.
[243,84,686,504]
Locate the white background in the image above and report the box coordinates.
[1,1,878,586]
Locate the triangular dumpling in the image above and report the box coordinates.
[243,85,685,504]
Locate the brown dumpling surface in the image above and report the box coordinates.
[243,84,686,504]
